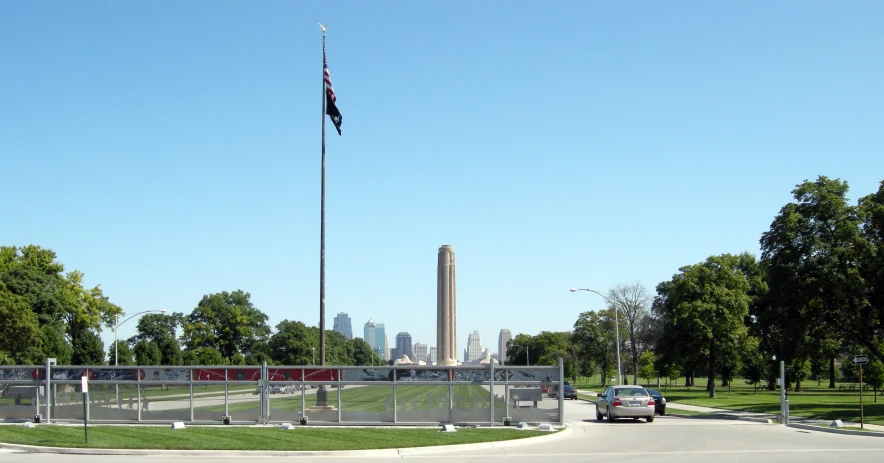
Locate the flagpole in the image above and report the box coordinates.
[319,23,327,368]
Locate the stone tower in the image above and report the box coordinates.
[436,245,458,366]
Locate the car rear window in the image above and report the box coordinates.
[614,388,648,397]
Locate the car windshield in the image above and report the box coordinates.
[646,389,661,396]
[614,388,648,397]
[564,386,575,391]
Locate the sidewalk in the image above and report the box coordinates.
[578,388,884,433]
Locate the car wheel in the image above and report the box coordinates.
[596,406,603,421]
[606,407,615,422]
[647,415,654,423]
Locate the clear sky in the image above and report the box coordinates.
[2,1,882,362]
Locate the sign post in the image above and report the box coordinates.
[81,376,89,444]
[854,355,868,429]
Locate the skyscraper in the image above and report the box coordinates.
[466,331,482,363]
[363,319,377,348]
[498,329,512,365]
[395,332,413,360]
[429,346,438,364]
[413,343,427,364]
[333,312,352,340]
[376,323,386,354]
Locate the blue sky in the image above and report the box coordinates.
[2,1,882,362]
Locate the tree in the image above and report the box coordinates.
[0,281,42,364]
[133,340,162,365]
[573,308,625,385]
[108,340,135,366]
[505,333,533,366]
[760,177,874,371]
[655,254,751,398]
[608,282,652,385]
[858,181,884,364]
[182,290,270,360]
[133,312,184,365]
[71,330,105,365]
[638,351,656,385]
[269,320,318,365]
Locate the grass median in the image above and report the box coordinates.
[0,426,551,451]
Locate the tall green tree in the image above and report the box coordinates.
[0,281,42,364]
[573,308,625,385]
[655,254,752,397]
[759,177,875,375]
[181,290,270,360]
[132,312,184,365]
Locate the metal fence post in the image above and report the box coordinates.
[558,358,565,426]
[189,382,194,422]
[393,367,398,424]
[489,361,495,426]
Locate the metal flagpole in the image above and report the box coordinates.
[319,23,327,367]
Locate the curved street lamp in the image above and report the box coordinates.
[570,288,622,385]
[113,309,166,404]
[114,309,168,368]
[510,344,530,366]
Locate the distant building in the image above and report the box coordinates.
[364,319,378,349]
[383,334,389,361]
[333,312,352,340]
[498,329,512,365]
[395,332,413,360]
[413,343,428,364]
[465,331,482,363]
[364,319,386,359]
[429,347,438,364]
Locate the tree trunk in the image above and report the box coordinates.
[722,377,729,387]
[828,357,836,389]
[794,381,802,392]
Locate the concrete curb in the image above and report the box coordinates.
[0,425,570,456]
[787,423,884,438]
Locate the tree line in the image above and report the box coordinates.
[0,246,381,367]
[504,177,884,398]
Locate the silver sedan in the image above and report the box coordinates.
[596,385,656,422]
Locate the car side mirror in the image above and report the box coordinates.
[597,393,603,397]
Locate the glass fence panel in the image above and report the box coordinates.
[0,383,39,421]
[192,383,229,422]
[452,369,490,383]
[340,385,393,423]
[267,383,303,423]
[506,384,559,424]
[224,383,261,423]
[140,384,192,421]
[501,367,560,383]
[341,368,393,382]
[303,384,340,423]
[450,384,492,423]
[395,384,450,423]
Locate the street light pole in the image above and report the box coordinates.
[571,288,622,385]
[311,347,316,366]
[113,309,167,403]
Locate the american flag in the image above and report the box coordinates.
[323,46,342,135]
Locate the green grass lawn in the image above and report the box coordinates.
[0,426,550,451]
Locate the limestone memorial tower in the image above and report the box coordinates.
[436,245,458,366]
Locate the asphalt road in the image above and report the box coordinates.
[3,399,884,462]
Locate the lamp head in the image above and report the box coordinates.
[160,309,167,313]
[569,288,579,292]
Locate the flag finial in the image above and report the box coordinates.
[318,23,327,33]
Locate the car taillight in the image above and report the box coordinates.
[612,398,622,407]
[647,398,655,406]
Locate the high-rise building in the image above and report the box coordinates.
[333,312,352,340]
[413,343,428,364]
[373,346,384,361]
[465,331,482,363]
[376,323,386,352]
[364,319,377,348]
[395,332,413,360]
[383,334,389,361]
[498,329,512,365]
[429,347,438,364]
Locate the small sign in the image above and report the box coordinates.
[854,356,869,365]
[81,376,88,393]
